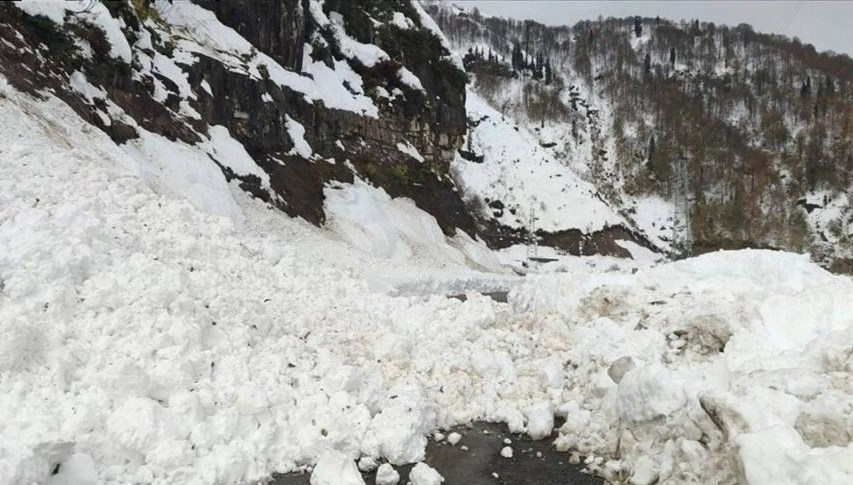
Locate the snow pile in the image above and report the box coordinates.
[2,70,852,485]
[323,179,502,272]
[453,90,626,233]
[511,249,853,484]
[0,79,568,485]
[121,128,245,228]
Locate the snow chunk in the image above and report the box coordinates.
[285,115,313,159]
[500,446,513,458]
[310,450,365,485]
[447,432,462,446]
[409,463,444,485]
[525,402,554,440]
[390,12,414,30]
[369,385,435,465]
[375,463,400,485]
[737,426,853,485]
[616,365,686,423]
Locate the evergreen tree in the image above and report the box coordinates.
[545,58,552,85]
[649,136,656,163]
[634,16,642,37]
[670,48,676,66]
[644,52,651,73]
[511,42,523,71]
[801,75,811,96]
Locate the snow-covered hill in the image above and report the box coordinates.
[2,2,853,485]
[428,2,853,269]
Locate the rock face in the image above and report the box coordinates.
[190,0,472,233]
[0,0,656,258]
[0,0,474,232]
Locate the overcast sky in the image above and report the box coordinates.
[456,1,852,57]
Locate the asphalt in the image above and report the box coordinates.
[270,420,603,485]
[447,291,509,303]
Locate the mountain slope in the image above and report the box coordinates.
[427,2,853,269]
[0,0,655,263]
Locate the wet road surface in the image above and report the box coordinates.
[270,421,602,485]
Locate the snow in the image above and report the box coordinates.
[327,12,390,68]
[411,0,465,71]
[375,463,400,485]
[122,127,245,228]
[155,0,379,118]
[323,178,500,271]
[626,195,676,251]
[398,67,425,91]
[408,462,444,485]
[151,52,195,100]
[516,249,853,483]
[396,141,425,162]
[15,0,132,64]
[390,12,414,30]
[3,7,853,482]
[614,239,663,263]
[14,0,66,24]
[203,125,270,189]
[310,450,365,485]
[285,115,314,159]
[525,402,554,440]
[500,446,513,458]
[453,90,625,233]
[68,70,106,104]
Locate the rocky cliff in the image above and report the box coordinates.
[0,0,655,262]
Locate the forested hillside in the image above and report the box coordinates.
[428,2,853,270]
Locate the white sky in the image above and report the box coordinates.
[456,1,853,57]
